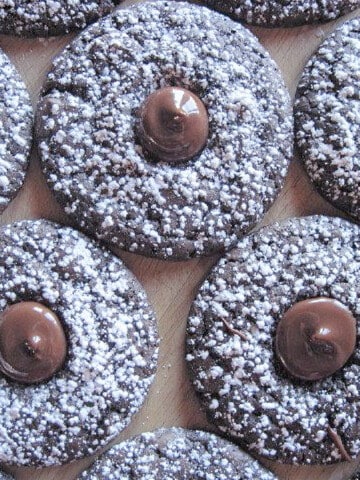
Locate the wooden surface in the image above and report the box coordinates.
[0,1,360,479]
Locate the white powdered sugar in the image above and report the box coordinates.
[187,215,360,464]
[36,0,292,260]
[295,18,360,219]
[0,0,123,36]
[79,427,276,479]
[196,0,360,27]
[0,219,158,467]
[0,49,32,212]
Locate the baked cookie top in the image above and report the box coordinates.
[0,0,123,37]
[196,0,360,27]
[36,0,292,260]
[0,49,32,213]
[295,18,360,220]
[79,427,277,479]
[186,215,360,464]
[0,219,158,467]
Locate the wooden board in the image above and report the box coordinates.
[0,2,359,479]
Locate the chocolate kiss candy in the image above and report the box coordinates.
[137,86,209,163]
[0,301,67,384]
[275,297,356,381]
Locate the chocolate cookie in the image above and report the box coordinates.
[186,215,360,464]
[295,18,360,220]
[0,0,124,37]
[196,0,360,27]
[36,0,292,260]
[79,428,277,479]
[0,219,158,466]
[0,49,32,213]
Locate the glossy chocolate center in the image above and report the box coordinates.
[0,301,67,384]
[275,297,356,381]
[137,86,209,163]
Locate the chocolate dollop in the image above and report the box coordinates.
[275,297,356,381]
[0,301,67,384]
[137,86,209,164]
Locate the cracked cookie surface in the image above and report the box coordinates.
[0,0,124,37]
[0,219,158,467]
[295,18,360,220]
[36,1,292,260]
[187,215,360,464]
[196,0,360,27]
[79,427,276,479]
[0,49,32,212]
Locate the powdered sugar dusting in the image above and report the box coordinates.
[36,0,292,260]
[0,49,32,212]
[197,0,360,27]
[186,215,360,464]
[295,18,360,219]
[0,0,124,36]
[0,219,158,467]
[79,427,276,479]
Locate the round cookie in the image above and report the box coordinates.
[0,219,158,467]
[0,0,124,37]
[186,215,360,464]
[195,0,360,27]
[78,427,277,479]
[295,18,360,220]
[36,0,292,260]
[0,49,32,213]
